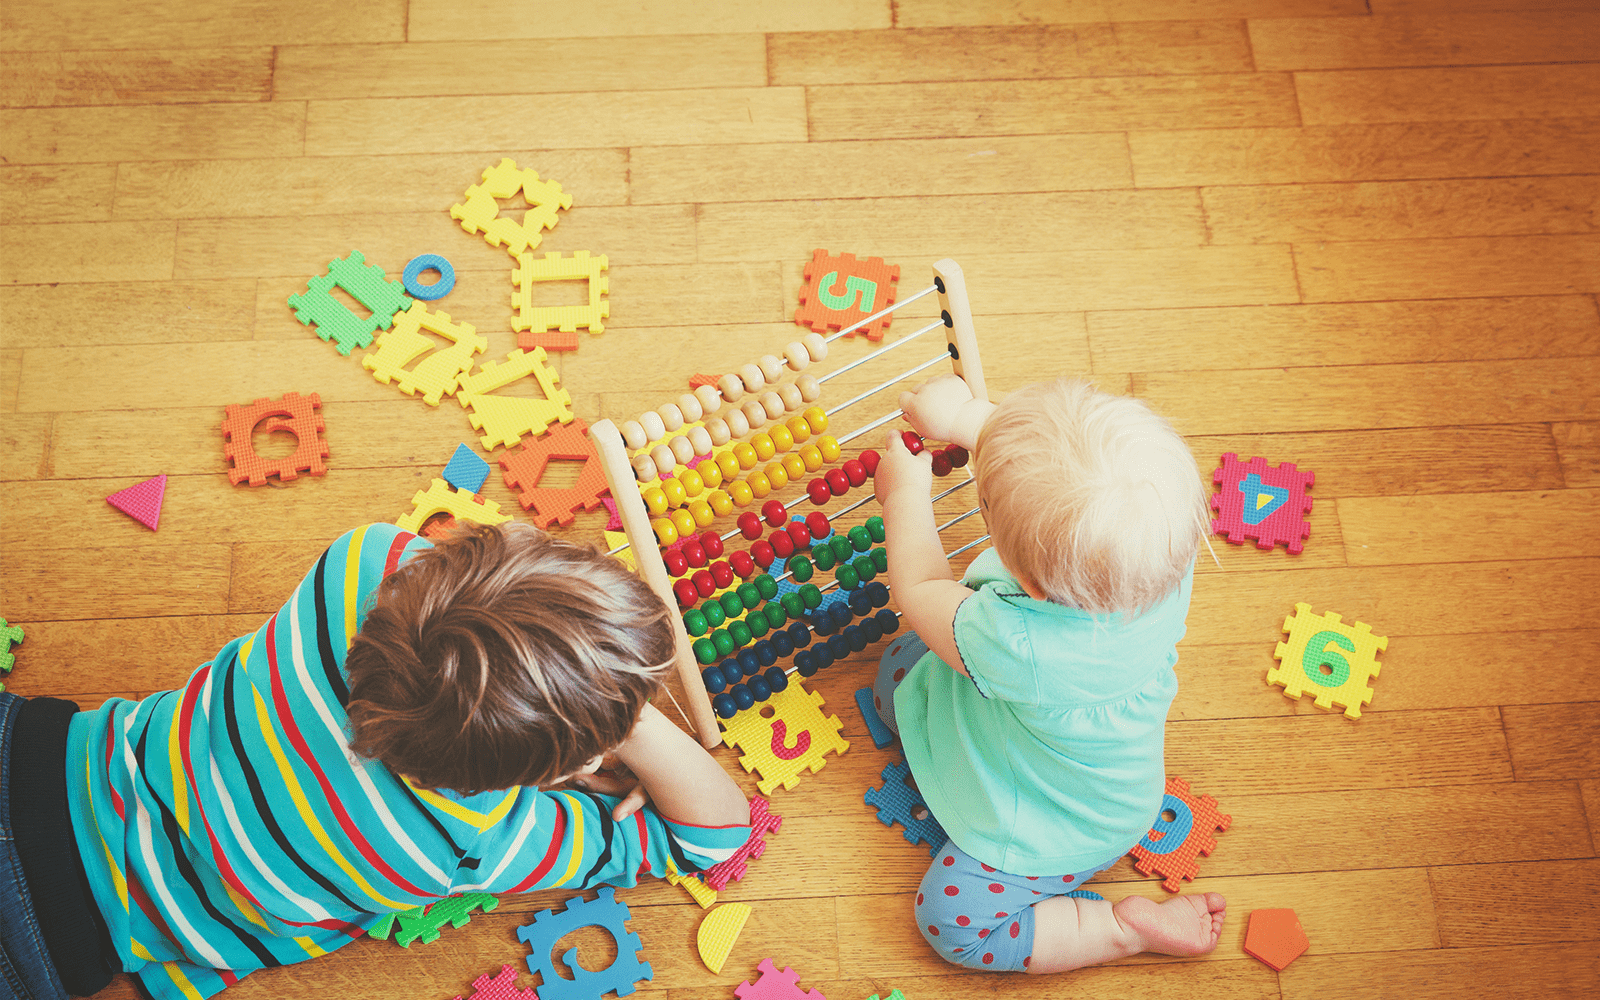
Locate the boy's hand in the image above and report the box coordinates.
[568,766,649,821]
[878,428,934,504]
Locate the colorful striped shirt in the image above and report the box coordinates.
[65,523,749,1000]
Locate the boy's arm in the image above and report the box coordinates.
[608,703,748,827]
[878,430,974,676]
[899,373,997,452]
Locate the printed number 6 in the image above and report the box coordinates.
[1301,630,1354,687]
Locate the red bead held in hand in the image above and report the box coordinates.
[902,431,925,454]
[931,451,953,477]
[945,444,969,468]
[762,499,788,527]
[860,449,882,476]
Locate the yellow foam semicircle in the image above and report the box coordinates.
[696,902,752,974]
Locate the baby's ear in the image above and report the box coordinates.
[1014,572,1050,602]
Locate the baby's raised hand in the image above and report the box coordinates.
[898,374,975,442]
[877,428,934,505]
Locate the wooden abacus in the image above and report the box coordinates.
[592,259,990,747]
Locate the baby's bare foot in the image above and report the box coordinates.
[1114,892,1227,956]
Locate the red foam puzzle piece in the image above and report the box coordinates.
[735,958,828,1000]
[700,796,783,891]
[1243,908,1309,971]
[453,964,537,1000]
[794,249,900,342]
[688,372,723,389]
[221,392,329,486]
[1211,453,1314,554]
[1128,776,1231,893]
[498,417,611,527]
[106,474,167,531]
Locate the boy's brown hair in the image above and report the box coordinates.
[345,521,675,794]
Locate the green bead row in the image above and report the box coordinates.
[690,582,825,663]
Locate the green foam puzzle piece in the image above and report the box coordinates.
[369,893,500,947]
[287,250,412,356]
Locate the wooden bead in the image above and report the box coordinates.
[757,354,785,382]
[796,374,821,402]
[696,458,722,490]
[677,393,703,422]
[718,373,745,403]
[686,425,713,455]
[652,517,678,546]
[804,405,828,433]
[706,418,731,446]
[689,500,715,527]
[671,508,697,536]
[661,477,687,507]
[781,452,806,479]
[783,342,811,371]
[742,399,768,429]
[695,384,723,413]
[732,442,759,469]
[639,410,666,442]
[819,434,841,462]
[716,452,741,480]
[769,424,795,452]
[658,403,684,432]
[777,383,802,411]
[759,391,784,419]
[747,470,772,498]
[651,444,676,472]
[708,489,734,516]
[764,461,789,490]
[800,443,824,471]
[738,363,766,392]
[632,452,658,481]
[621,420,648,450]
[786,414,811,443]
[752,433,776,461]
[725,408,750,439]
[679,468,704,497]
[670,435,696,465]
[727,479,754,507]
[643,486,669,515]
[803,332,828,362]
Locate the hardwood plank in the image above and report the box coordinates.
[1188,425,1569,498]
[1586,780,1600,854]
[274,35,765,101]
[0,413,50,481]
[674,965,1275,1000]
[1197,498,1348,575]
[897,1,1368,28]
[1373,0,1600,13]
[1554,421,1600,487]
[1173,631,1600,720]
[0,48,273,107]
[806,75,1301,142]
[1183,558,1600,645]
[0,221,175,285]
[1130,119,1600,187]
[699,189,1205,264]
[0,351,20,413]
[1295,235,1600,301]
[174,204,696,280]
[1089,297,1600,373]
[230,540,336,614]
[0,614,264,697]
[1166,708,1513,799]
[1134,358,1600,435]
[1,279,256,347]
[769,21,1253,85]
[1250,12,1600,71]
[1504,703,1600,781]
[0,0,404,50]
[837,868,1436,979]
[631,135,1133,204]
[114,149,629,221]
[303,90,808,157]
[0,103,304,165]
[0,543,231,621]
[1296,64,1600,125]
[1278,943,1600,1000]
[1431,859,1600,947]
[1206,175,1600,245]
[1340,490,1600,565]
[0,164,115,223]
[408,0,890,40]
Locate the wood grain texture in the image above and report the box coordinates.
[1250,12,1600,70]
[0,164,115,223]
[408,0,891,41]
[0,102,305,164]
[1339,489,1600,565]
[1296,64,1600,125]
[897,0,1369,28]
[1279,942,1600,1000]
[0,221,175,284]
[1430,859,1600,947]
[1586,781,1600,854]
[1294,234,1600,301]
[1554,421,1600,487]
[0,0,405,51]
[1503,702,1600,781]
[0,279,256,346]
[0,47,274,107]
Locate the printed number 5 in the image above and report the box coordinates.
[817,272,878,313]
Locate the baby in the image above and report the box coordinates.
[872,374,1226,974]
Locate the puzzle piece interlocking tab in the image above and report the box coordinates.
[794,248,900,342]
[498,418,610,527]
[1270,602,1388,719]
[720,679,849,796]
[450,157,572,257]
[512,250,609,351]
[221,392,329,486]
[864,758,948,856]
[456,347,574,450]
[288,250,411,356]
[735,958,829,1000]
[396,479,511,534]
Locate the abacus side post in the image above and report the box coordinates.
[933,258,988,403]
[590,418,722,748]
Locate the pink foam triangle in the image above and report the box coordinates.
[107,475,166,531]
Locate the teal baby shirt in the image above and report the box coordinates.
[895,548,1193,875]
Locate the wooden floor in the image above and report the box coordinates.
[3,1,1599,998]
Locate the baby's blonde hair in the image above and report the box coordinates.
[974,378,1206,616]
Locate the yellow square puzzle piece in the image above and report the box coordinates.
[1269,602,1388,719]
[456,347,574,450]
[721,679,849,796]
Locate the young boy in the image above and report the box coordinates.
[0,521,750,1000]
[872,375,1226,974]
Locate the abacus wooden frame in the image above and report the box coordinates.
[591,257,988,747]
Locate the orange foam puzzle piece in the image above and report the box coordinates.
[1128,776,1231,893]
[794,248,899,342]
[498,418,611,527]
[1243,908,1309,971]
[221,392,329,486]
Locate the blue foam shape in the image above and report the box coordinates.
[1065,889,1105,901]
[442,443,491,495]
[855,687,896,749]
[515,886,652,999]
[402,253,455,301]
[864,758,948,856]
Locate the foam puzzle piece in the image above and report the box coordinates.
[456,348,574,450]
[688,373,723,389]
[403,254,455,301]
[1065,889,1105,901]
[1211,453,1315,554]
[396,479,511,534]
[362,300,487,405]
[1243,907,1310,971]
[701,796,784,891]
[221,392,329,486]
[854,687,896,749]
[515,886,652,1000]
[735,958,829,1000]
[499,418,611,527]
[865,759,948,856]
[106,474,166,531]
[0,618,23,677]
[866,992,907,1000]
[667,866,719,908]
[443,443,492,495]
[450,158,572,257]
[697,902,752,975]
[512,250,609,351]
[1128,776,1232,893]
[1270,602,1388,719]
[794,249,900,342]
[369,893,499,947]
[287,250,411,356]
[453,964,537,1000]
[720,679,850,796]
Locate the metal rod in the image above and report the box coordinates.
[818,318,944,386]
[825,348,953,419]
[822,284,938,344]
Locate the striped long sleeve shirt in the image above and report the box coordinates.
[64,523,750,1000]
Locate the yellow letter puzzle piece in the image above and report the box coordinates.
[456,348,574,450]
[720,679,849,796]
[396,479,511,534]
[449,158,572,256]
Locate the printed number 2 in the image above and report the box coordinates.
[817,271,878,313]
[1300,630,1354,687]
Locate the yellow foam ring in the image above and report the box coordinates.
[696,902,752,974]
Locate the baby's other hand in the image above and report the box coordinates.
[878,429,934,504]
[898,374,975,441]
